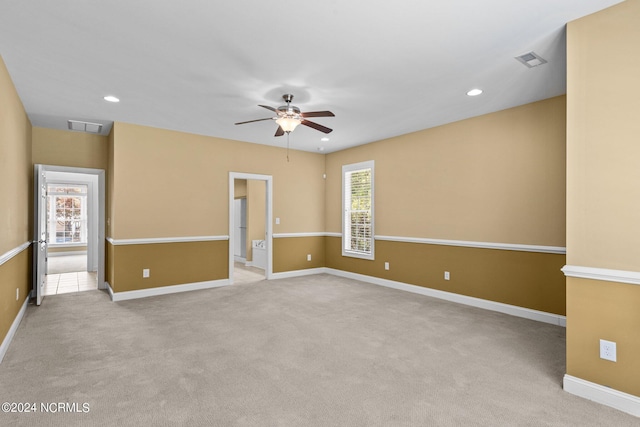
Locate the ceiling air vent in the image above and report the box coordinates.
[68,120,103,134]
[515,51,547,68]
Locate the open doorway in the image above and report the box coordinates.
[33,165,105,305]
[228,173,273,285]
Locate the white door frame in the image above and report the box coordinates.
[228,172,273,282]
[33,165,106,292]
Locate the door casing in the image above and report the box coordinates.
[32,164,106,303]
[228,172,273,282]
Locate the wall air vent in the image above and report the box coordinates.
[515,51,547,68]
[68,120,103,134]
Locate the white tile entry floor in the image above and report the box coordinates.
[233,262,265,285]
[43,271,98,296]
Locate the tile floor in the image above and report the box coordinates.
[43,271,98,296]
[233,262,265,285]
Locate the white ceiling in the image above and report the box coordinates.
[0,0,623,153]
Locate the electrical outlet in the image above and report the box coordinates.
[307,254,311,261]
[143,269,150,278]
[600,339,617,362]
[384,262,389,270]
[444,271,450,280]
[275,217,280,225]
[16,288,19,301]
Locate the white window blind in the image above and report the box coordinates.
[342,161,374,259]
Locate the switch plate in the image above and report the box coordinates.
[600,339,617,362]
[143,269,150,278]
[16,288,19,301]
[275,217,280,225]
[307,254,311,261]
[384,262,389,270]
[444,271,450,280]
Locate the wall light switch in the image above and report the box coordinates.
[307,254,311,261]
[275,217,280,225]
[143,269,150,278]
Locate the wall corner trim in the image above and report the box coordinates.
[0,297,29,364]
[106,236,229,246]
[563,375,640,417]
[107,279,230,301]
[0,242,31,267]
[562,265,640,286]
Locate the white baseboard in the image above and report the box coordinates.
[0,298,29,364]
[564,375,640,417]
[323,268,566,327]
[271,268,329,280]
[48,251,87,257]
[107,279,230,302]
[234,256,246,263]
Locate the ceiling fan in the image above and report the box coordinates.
[235,94,334,137]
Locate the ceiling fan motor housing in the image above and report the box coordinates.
[278,94,300,117]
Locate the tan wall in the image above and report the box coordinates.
[566,0,640,397]
[0,55,32,347]
[274,237,325,273]
[234,179,247,198]
[326,96,566,247]
[324,96,566,314]
[32,127,108,171]
[566,0,640,270]
[108,240,228,292]
[110,122,325,239]
[107,122,325,292]
[0,56,32,254]
[326,237,566,315]
[246,179,266,262]
[566,277,640,396]
[0,250,32,344]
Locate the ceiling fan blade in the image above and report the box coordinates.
[234,117,273,125]
[301,120,333,134]
[259,104,278,113]
[300,110,335,118]
[274,126,285,137]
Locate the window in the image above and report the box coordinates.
[342,160,374,259]
[47,184,88,245]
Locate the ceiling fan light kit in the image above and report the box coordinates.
[235,94,334,137]
[275,116,301,133]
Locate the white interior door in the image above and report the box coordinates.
[33,164,47,305]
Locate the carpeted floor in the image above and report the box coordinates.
[0,274,637,426]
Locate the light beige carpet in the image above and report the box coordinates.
[1,274,637,426]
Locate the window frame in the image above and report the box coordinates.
[47,184,88,247]
[342,160,375,260]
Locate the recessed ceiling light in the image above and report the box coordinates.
[467,89,483,97]
[103,95,120,103]
[321,137,330,142]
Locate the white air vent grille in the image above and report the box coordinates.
[68,120,103,134]
[515,51,547,68]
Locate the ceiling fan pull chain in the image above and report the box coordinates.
[286,133,290,162]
